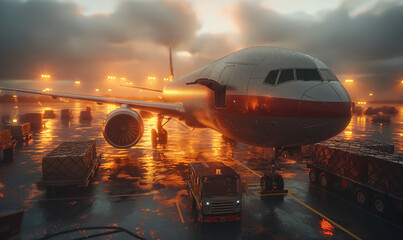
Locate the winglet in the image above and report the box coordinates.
[169,46,174,81]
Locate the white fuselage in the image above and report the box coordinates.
[163,47,351,147]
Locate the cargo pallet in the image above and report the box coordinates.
[14,132,33,143]
[0,140,17,162]
[307,138,403,216]
[37,154,101,190]
[0,210,24,239]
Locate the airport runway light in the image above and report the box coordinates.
[120,77,126,81]
[128,82,133,85]
[12,119,18,123]
[345,79,354,83]
[41,74,51,79]
[163,77,169,81]
[95,88,100,92]
[42,88,52,92]
[108,89,112,92]
[369,93,373,96]
[107,76,116,80]
[75,81,81,85]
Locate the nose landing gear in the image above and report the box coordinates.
[151,114,171,146]
[260,147,288,194]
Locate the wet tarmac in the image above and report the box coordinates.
[0,102,402,239]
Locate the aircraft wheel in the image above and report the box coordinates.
[273,173,284,190]
[160,128,168,144]
[260,175,272,192]
[151,129,157,146]
[319,172,331,188]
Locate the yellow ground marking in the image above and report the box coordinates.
[253,190,288,197]
[176,201,185,224]
[288,194,362,240]
[248,183,261,186]
[215,148,261,177]
[221,149,362,240]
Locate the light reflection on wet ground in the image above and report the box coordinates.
[0,102,402,239]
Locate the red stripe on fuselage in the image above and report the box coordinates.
[215,95,351,119]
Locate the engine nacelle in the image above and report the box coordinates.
[103,108,144,148]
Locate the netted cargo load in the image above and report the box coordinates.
[368,155,403,198]
[312,143,369,181]
[6,123,31,138]
[313,138,403,198]
[0,129,12,145]
[42,141,97,181]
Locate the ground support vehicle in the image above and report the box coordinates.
[187,162,247,223]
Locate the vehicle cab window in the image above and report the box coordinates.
[277,69,294,84]
[296,69,322,81]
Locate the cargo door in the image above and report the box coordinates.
[215,65,235,108]
[226,64,255,112]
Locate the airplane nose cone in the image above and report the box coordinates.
[299,83,351,142]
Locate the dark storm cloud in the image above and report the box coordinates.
[231,1,403,98]
[0,0,199,81]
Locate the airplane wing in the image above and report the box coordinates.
[0,87,184,117]
[119,85,163,93]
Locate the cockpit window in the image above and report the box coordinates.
[264,70,279,85]
[320,69,339,81]
[277,69,294,84]
[296,69,322,81]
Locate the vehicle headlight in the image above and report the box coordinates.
[236,200,241,208]
[204,201,210,209]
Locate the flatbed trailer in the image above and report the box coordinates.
[307,138,403,215]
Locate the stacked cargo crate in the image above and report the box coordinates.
[0,129,15,161]
[39,141,99,188]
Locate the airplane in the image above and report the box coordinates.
[0,46,351,192]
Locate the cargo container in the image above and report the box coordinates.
[37,141,100,189]
[0,129,16,162]
[43,110,56,119]
[21,113,43,129]
[5,123,33,142]
[307,138,403,215]
[61,109,73,120]
[79,107,92,121]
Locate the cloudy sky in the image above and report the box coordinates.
[0,0,402,100]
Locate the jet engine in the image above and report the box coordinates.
[103,107,144,148]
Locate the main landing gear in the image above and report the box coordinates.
[260,147,288,194]
[151,114,171,146]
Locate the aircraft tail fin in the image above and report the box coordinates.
[169,46,174,81]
